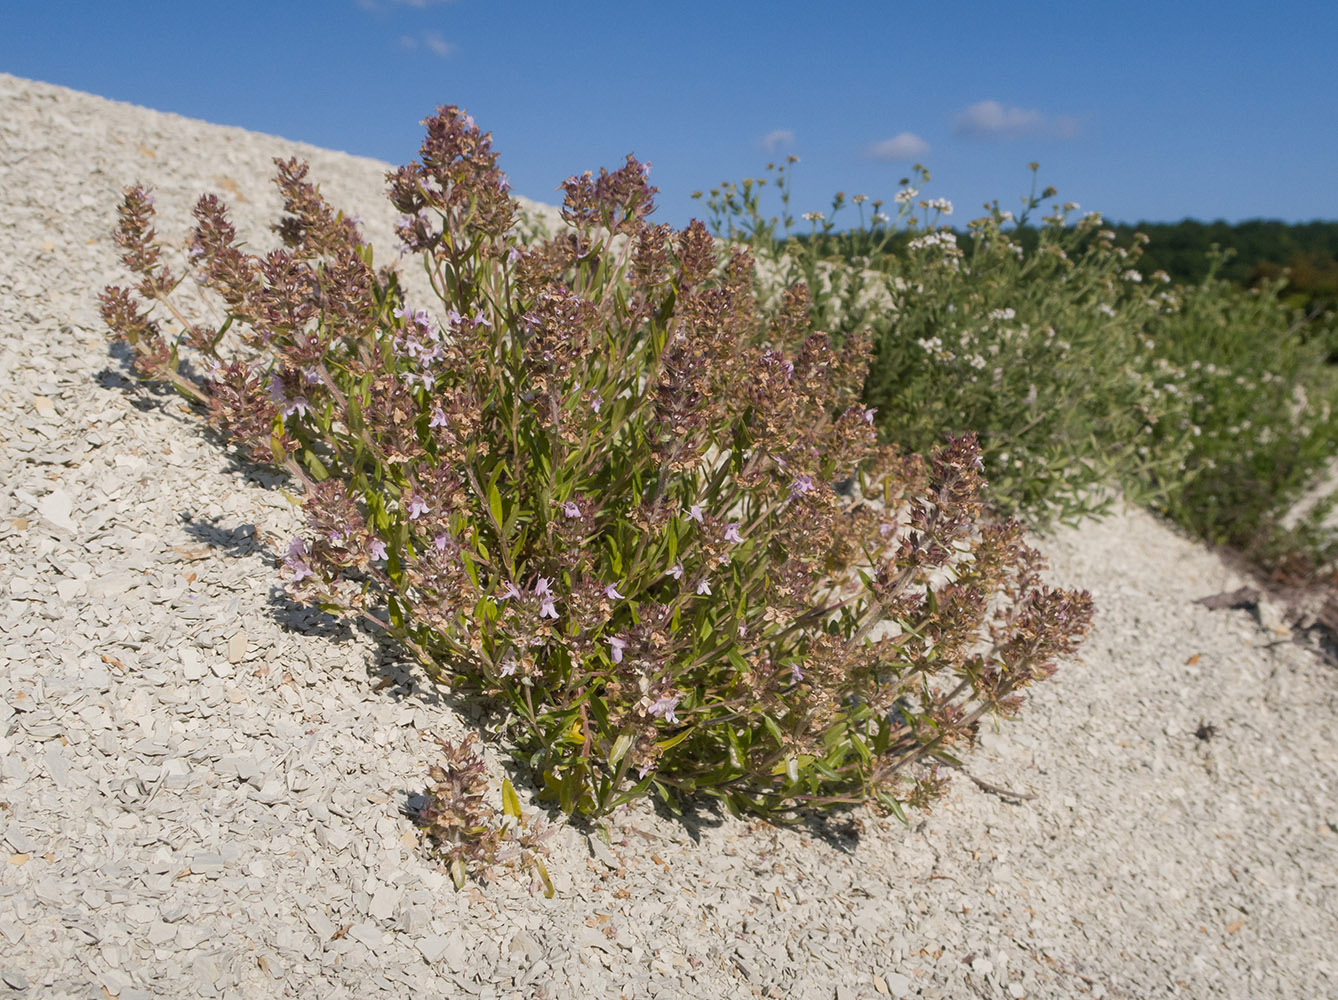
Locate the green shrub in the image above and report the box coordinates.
[697,164,1195,525]
[1139,253,1338,569]
[101,107,1091,836]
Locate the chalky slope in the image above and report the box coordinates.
[1,73,1335,999]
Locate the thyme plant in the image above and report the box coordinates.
[101,107,1091,834]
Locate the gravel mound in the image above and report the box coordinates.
[1,73,1336,1000]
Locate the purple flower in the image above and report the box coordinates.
[268,377,310,418]
[684,504,704,523]
[789,475,815,497]
[723,522,743,544]
[604,584,625,600]
[862,407,877,425]
[284,538,313,583]
[696,578,712,596]
[791,663,805,683]
[429,407,448,428]
[607,635,627,664]
[563,500,581,519]
[638,762,654,780]
[534,577,558,619]
[433,533,451,551]
[367,537,388,561]
[668,563,684,580]
[406,496,429,520]
[499,659,517,677]
[499,581,521,601]
[646,693,680,724]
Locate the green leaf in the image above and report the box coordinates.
[655,726,695,753]
[609,731,634,766]
[488,481,504,528]
[303,448,329,482]
[501,778,521,819]
[532,857,555,898]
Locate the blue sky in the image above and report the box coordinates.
[5,0,1335,229]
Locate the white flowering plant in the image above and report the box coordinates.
[1139,251,1338,571]
[699,164,1194,523]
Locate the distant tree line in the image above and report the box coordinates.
[1107,219,1338,313]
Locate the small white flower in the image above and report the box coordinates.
[696,578,712,596]
[668,563,684,580]
[607,635,627,663]
[604,583,625,600]
[723,523,743,544]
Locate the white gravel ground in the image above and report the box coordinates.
[1,73,1336,1000]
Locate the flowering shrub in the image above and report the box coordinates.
[1139,254,1338,571]
[697,164,1195,524]
[101,107,1092,831]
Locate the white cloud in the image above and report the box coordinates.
[397,31,455,58]
[954,100,1078,140]
[866,132,930,161]
[359,0,455,9]
[762,129,794,153]
[423,31,454,57]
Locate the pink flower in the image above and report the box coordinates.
[684,504,704,523]
[604,583,625,600]
[367,537,388,561]
[647,693,680,724]
[407,496,429,520]
[607,635,627,663]
[723,522,743,544]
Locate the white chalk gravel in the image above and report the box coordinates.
[1,74,1335,999]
